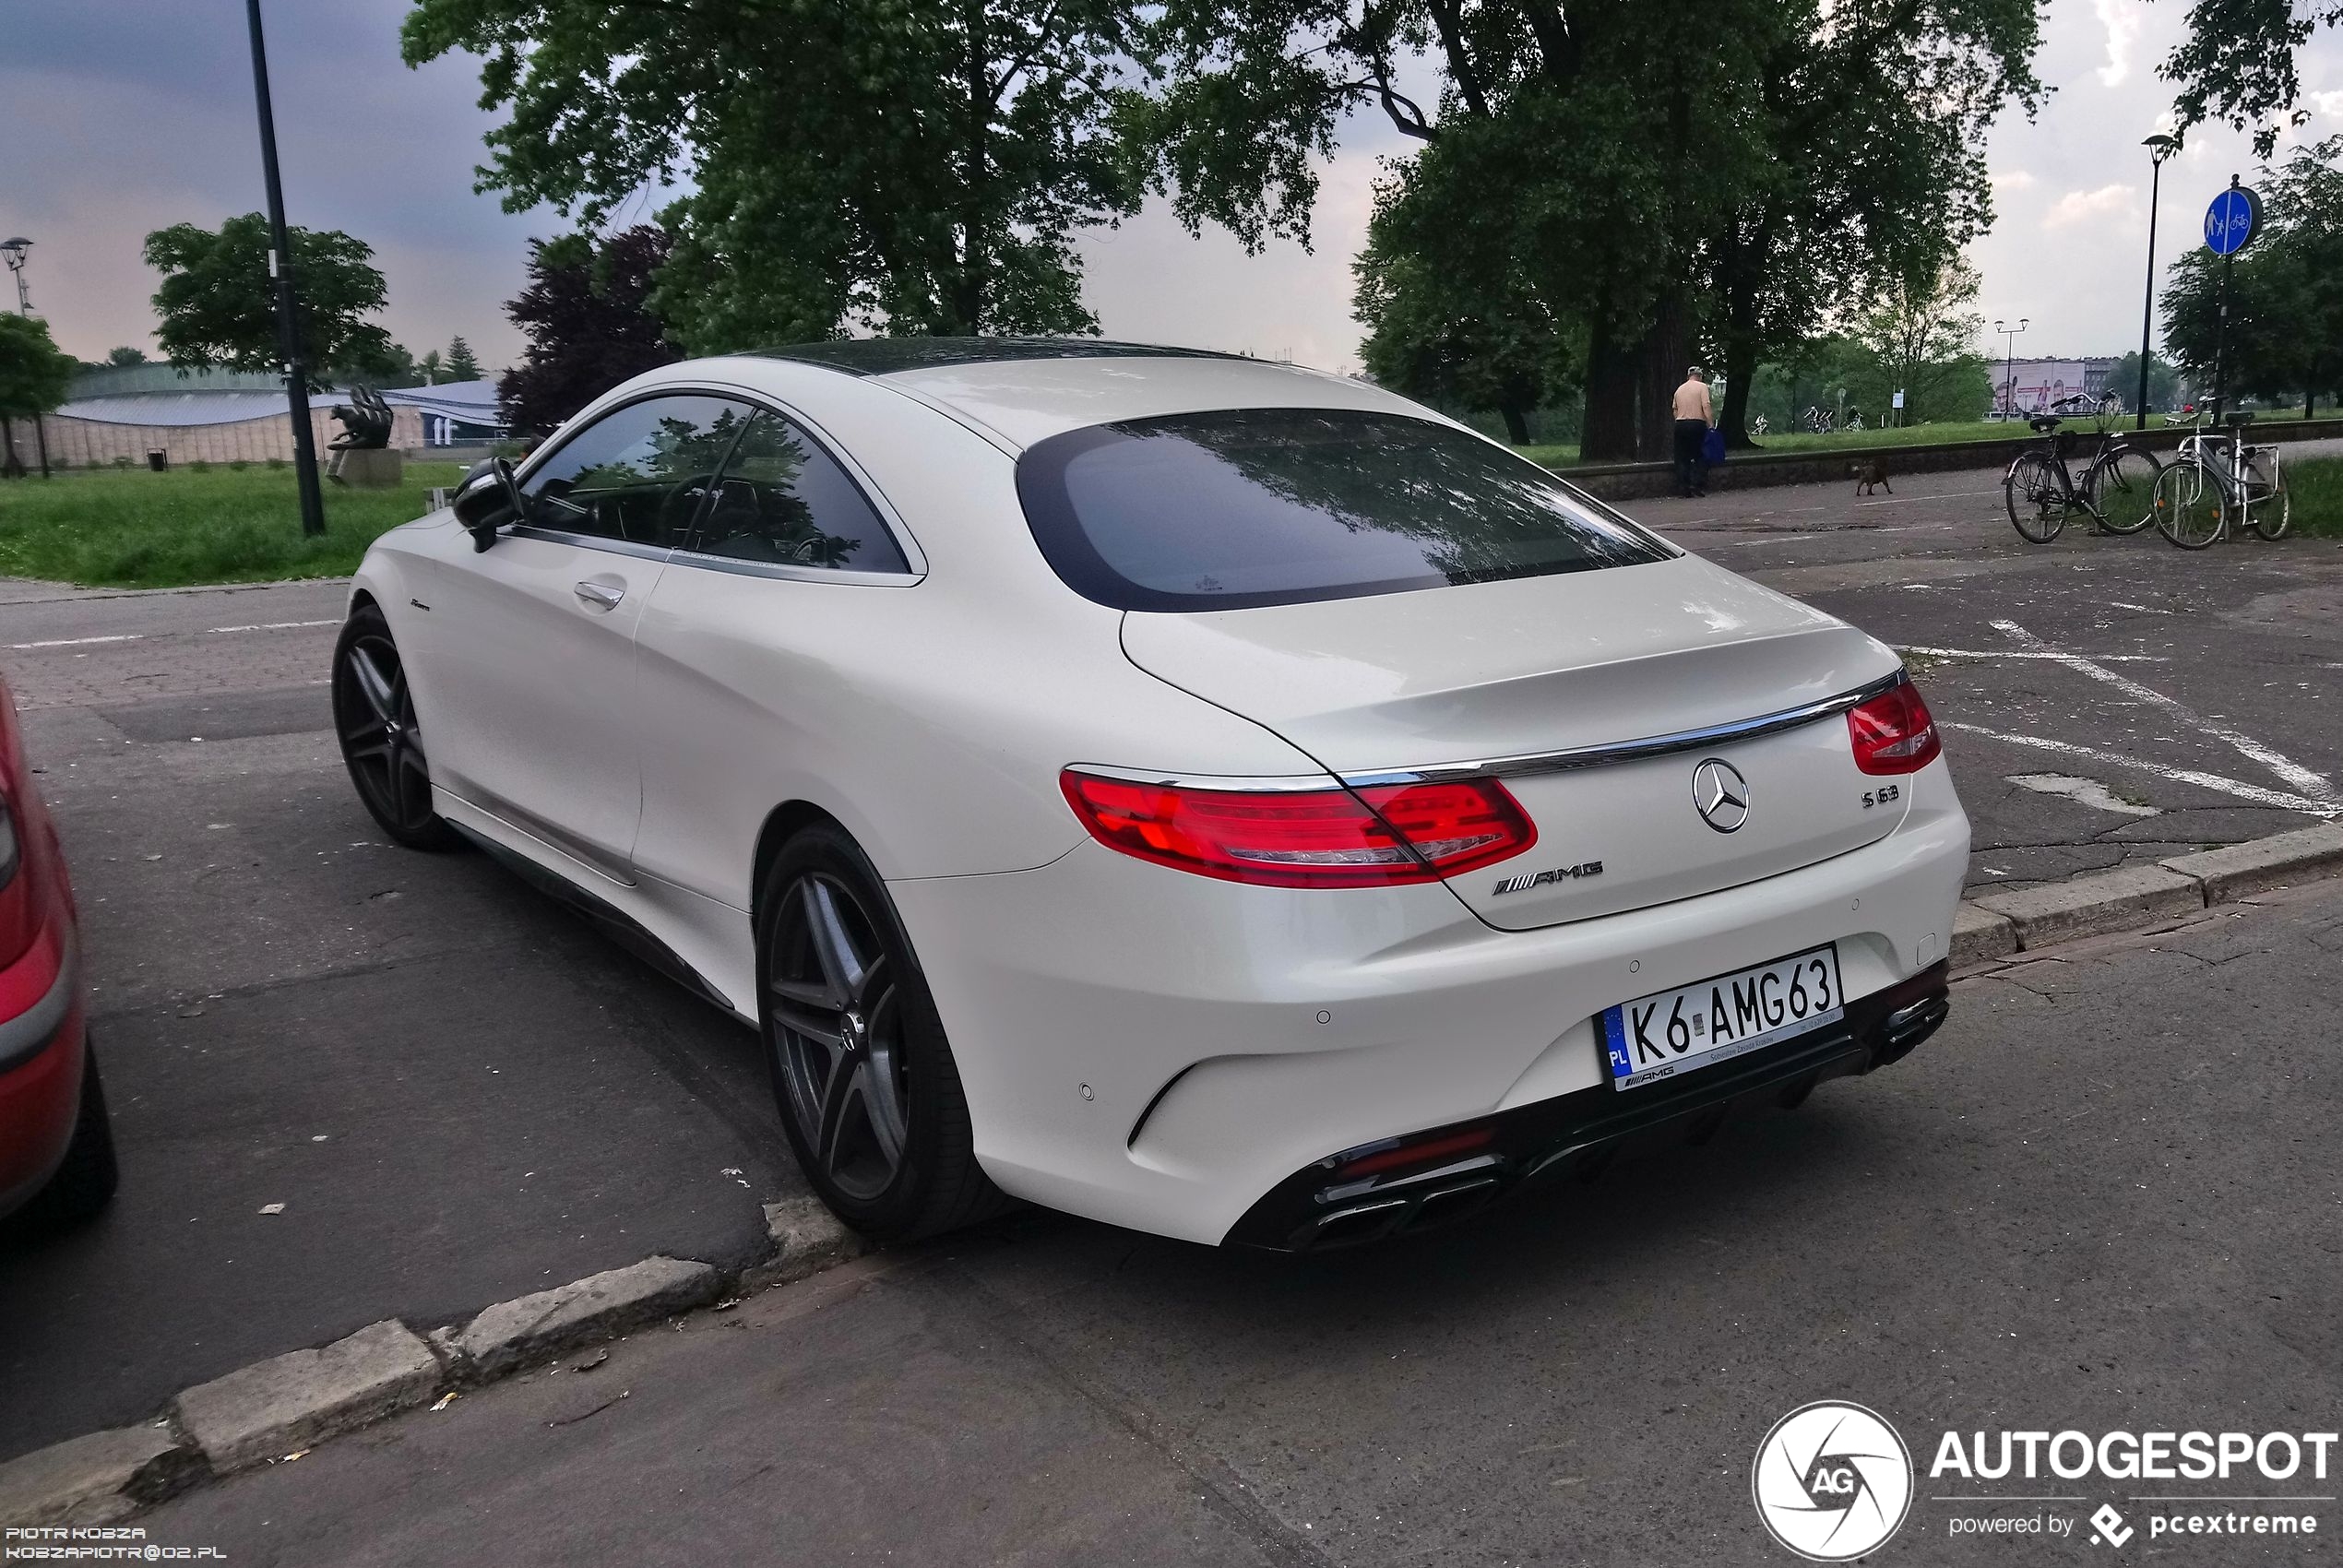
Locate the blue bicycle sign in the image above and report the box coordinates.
[2205,184,2261,255]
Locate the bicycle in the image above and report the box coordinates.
[2003,410,2164,543]
[1802,406,1836,434]
[2148,410,2289,550]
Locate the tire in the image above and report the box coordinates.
[2087,446,2161,534]
[332,603,460,850]
[14,1042,119,1231]
[2004,453,2067,544]
[2245,455,2290,540]
[2152,463,2223,550]
[755,823,1009,1242]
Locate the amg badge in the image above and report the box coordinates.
[1493,861,1603,896]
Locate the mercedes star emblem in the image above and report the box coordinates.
[1692,757,1751,833]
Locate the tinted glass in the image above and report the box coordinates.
[520,395,754,548]
[1017,410,1671,612]
[690,411,907,572]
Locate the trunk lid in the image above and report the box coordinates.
[1120,556,1909,930]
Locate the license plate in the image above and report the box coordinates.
[1600,944,1845,1091]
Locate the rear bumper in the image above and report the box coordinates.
[1225,961,1949,1249]
[0,930,86,1217]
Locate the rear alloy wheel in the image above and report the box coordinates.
[757,824,1006,1241]
[332,605,459,849]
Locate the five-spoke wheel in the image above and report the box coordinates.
[756,824,1005,1240]
[333,604,458,849]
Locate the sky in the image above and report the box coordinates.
[2,2,2337,377]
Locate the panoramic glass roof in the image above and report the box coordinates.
[748,338,1249,376]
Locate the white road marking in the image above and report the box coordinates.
[1852,488,2004,507]
[1900,644,2169,663]
[7,634,144,649]
[1990,618,2340,806]
[207,619,339,634]
[1945,723,2337,816]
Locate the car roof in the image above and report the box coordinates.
[707,339,1436,452]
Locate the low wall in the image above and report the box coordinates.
[1563,417,2343,501]
[11,408,427,469]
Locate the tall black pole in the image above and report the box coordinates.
[2209,172,2238,427]
[245,0,326,537]
[2136,155,2161,431]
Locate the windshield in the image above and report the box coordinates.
[1015,408,1671,612]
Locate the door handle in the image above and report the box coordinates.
[573,579,625,611]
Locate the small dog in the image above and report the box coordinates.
[1849,460,1893,496]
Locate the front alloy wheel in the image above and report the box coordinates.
[333,606,459,849]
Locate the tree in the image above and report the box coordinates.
[2160,136,2343,416]
[1852,255,1990,424]
[106,345,148,366]
[0,315,76,480]
[2100,350,2182,416]
[142,213,394,390]
[2162,0,2343,155]
[1140,0,2039,458]
[403,0,1150,348]
[417,349,446,384]
[498,227,684,436]
[445,336,481,381]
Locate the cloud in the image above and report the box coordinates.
[2093,0,2142,87]
[1991,170,2039,191]
[2043,184,2138,228]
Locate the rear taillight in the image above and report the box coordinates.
[1846,677,1942,775]
[1059,771,1535,887]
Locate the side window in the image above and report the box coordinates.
[689,411,909,573]
[519,396,754,549]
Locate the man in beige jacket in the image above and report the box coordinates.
[1672,366,1715,497]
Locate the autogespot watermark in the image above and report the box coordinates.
[1751,1406,2338,1557]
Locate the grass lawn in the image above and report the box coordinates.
[0,461,466,589]
[2290,457,2343,538]
[1516,410,2333,472]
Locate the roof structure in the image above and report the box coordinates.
[750,338,1248,377]
[54,378,505,431]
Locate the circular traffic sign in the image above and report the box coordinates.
[2205,185,2261,255]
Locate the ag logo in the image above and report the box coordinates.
[1752,1401,1913,1561]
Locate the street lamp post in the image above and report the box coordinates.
[1993,318,2029,421]
[1,238,54,479]
[2138,135,2180,430]
[244,0,327,538]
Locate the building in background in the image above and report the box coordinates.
[1992,356,2125,416]
[20,365,506,468]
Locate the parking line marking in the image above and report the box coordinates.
[1900,645,2169,663]
[1944,723,2338,816]
[7,634,144,649]
[1991,619,2341,805]
[207,619,339,634]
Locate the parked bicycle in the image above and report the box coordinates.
[2149,410,2289,549]
[1802,406,1836,434]
[2003,407,2163,543]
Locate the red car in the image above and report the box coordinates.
[0,669,113,1230]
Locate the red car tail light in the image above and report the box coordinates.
[1331,1124,1497,1180]
[1846,676,1943,775]
[1059,771,1535,887]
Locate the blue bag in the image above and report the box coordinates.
[1701,427,1727,465]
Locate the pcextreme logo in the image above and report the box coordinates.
[1752,1401,1916,1561]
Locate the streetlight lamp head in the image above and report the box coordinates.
[0,239,29,267]
[2144,133,2180,161]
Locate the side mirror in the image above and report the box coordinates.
[452,457,526,552]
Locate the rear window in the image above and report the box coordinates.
[1015,408,1672,612]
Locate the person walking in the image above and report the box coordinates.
[1672,366,1715,497]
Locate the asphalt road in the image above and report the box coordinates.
[3,463,2339,1495]
[139,879,2343,1565]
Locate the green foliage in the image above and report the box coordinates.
[143,213,395,390]
[0,314,77,419]
[2161,0,2343,155]
[403,0,1150,347]
[2161,137,2343,414]
[2290,457,2343,538]
[417,349,446,383]
[1851,255,1990,423]
[106,345,148,366]
[2101,350,2182,414]
[0,462,467,588]
[446,336,481,381]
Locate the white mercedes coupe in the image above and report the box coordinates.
[336,339,1968,1250]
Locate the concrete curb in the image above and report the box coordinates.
[0,1200,869,1527]
[1954,820,2343,968]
